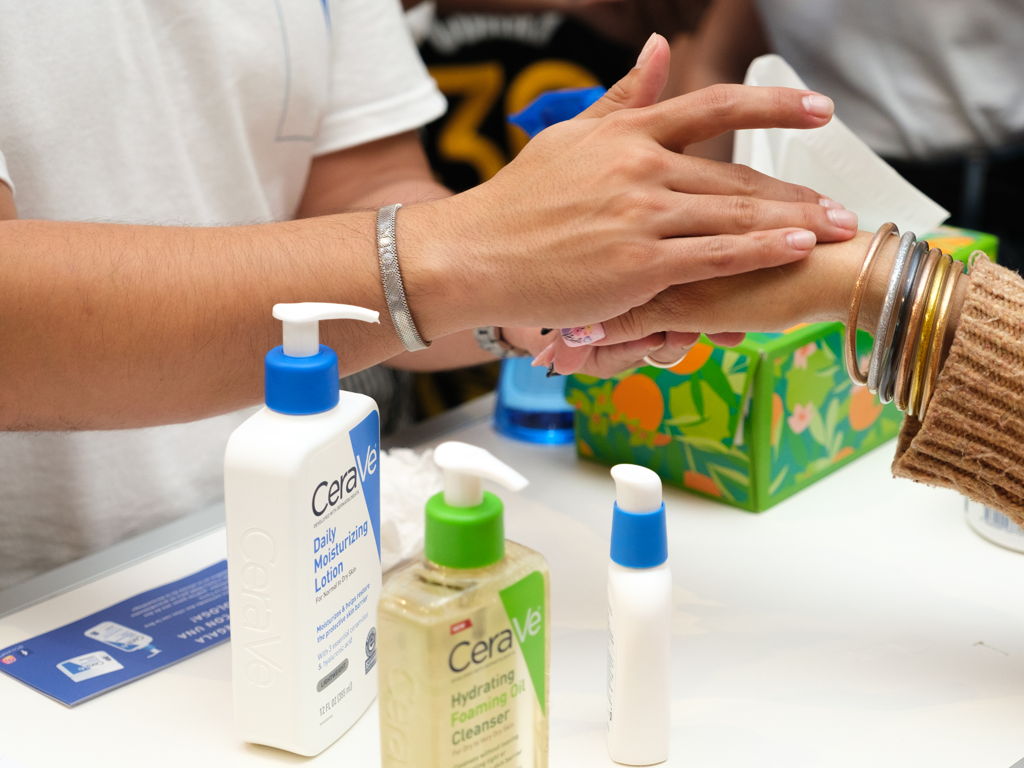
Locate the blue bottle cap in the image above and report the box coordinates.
[265,345,339,415]
[610,501,668,569]
[610,464,667,568]
[264,303,380,416]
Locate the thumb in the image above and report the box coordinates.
[577,33,670,119]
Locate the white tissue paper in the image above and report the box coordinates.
[380,447,444,573]
[733,55,949,236]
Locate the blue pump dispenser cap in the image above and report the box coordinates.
[265,345,339,415]
[264,303,380,416]
[610,501,668,568]
[609,464,667,569]
[507,86,607,139]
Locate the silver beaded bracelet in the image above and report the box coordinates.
[377,203,430,352]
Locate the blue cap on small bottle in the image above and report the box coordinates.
[610,502,668,569]
[610,464,667,569]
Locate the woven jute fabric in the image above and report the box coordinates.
[893,258,1024,525]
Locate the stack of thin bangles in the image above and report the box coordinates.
[845,222,966,421]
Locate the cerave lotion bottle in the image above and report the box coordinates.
[607,464,671,766]
[378,442,550,768]
[224,303,383,756]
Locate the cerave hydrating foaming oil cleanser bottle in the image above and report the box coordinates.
[378,442,550,768]
[225,303,383,756]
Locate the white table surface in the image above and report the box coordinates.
[3,401,1024,767]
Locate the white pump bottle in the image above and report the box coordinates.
[607,464,672,765]
[224,303,383,756]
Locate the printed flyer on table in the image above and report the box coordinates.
[0,561,230,706]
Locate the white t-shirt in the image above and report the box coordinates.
[0,0,445,589]
[755,0,1024,160]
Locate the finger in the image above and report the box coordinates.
[706,332,746,347]
[552,333,665,376]
[636,84,834,151]
[561,323,606,347]
[655,227,817,285]
[643,331,700,366]
[650,193,857,241]
[600,288,709,348]
[577,34,670,119]
[661,154,828,205]
[530,342,557,369]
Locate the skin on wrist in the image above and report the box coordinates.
[395,196,482,342]
[598,229,970,366]
[822,229,967,372]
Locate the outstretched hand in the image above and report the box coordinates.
[407,34,857,344]
[469,34,856,378]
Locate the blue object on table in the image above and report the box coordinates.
[507,86,607,139]
[0,561,228,706]
[494,358,575,444]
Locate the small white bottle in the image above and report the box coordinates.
[224,302,383,756]
[607,464,672,765]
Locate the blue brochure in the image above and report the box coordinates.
[0,561,229,706]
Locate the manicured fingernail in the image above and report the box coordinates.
[827,208,858,229]
[531,342,556,367]
[636,33,658,68]
[819,198,845,209]
[787,229,816,250]
[561,323,606,347]
[802,93,833,119]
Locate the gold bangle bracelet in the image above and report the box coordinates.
[894,247,941,412]
[918,263,962,420]
[908,254,951,417]
[846,223,897,386]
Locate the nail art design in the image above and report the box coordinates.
[561,323,606,347]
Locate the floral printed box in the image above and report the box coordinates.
[566,226,998,512]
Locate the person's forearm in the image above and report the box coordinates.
[601,229,968,362]
[0,182,15,220]
[0,210,460,430]
[297,142,503,374]
[332,167,515,372]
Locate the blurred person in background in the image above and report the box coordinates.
[664,0,1024,272]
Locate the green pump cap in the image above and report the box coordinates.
[425,442,529,569]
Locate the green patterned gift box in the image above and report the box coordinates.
[566,226,998,511]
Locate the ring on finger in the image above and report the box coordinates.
[643,354,687,369]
